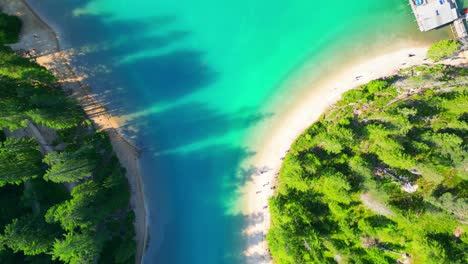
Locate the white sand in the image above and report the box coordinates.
[241,46,468,264]
[3,1,467,262]
[239,46,468,263]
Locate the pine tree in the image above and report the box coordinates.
[0,138,43,186]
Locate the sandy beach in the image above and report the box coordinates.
[2,1,468,263]
[240,46,467,263]
[0,0,149,263]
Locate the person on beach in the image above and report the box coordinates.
[259,167,270,174]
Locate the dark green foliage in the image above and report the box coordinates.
[269,65,468,263]
[0,14,21,44]
[0,50,81,130]
[0,12,136,263]
[0,185,27,227]
[51,232,100,264]
[0,48,56,85]
[1,215,60,255]
[99,212,136,264]
[46,181,107,231]
[0,97,30,130]
[0,247,27,264]
[43,145,98,183]
[21,179,70,212]
[426,233,468,263]
[25,254,62,264]
[0,138,43,186]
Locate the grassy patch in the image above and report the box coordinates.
[427,39,460,62]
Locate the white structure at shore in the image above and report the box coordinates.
[409,0,467,38]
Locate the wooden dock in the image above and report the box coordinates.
[452,18,468,38]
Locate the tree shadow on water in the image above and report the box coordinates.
[29,0,216,117]
[28,1,277,263]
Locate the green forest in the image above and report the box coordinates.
[0,13,136,263]
[267,63,468,263]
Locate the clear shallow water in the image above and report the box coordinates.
[27,0,448,263]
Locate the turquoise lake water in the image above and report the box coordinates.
[27,0,450,263]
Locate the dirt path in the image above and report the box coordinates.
[0,1,148,262]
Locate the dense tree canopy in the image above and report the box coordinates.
[0,14,21,44]
[52,232,100,264]
[268,65,468,263]
[0,138,43,186]
[0,12,136,264]
[0,48,81,130]
[43,145,98,183]
[1,215,60,256]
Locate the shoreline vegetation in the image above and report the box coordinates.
[1,1,466,263]
[243,44,467,262]
[0,1,147,263]
[268,63,467,263]
[252,41,468,263]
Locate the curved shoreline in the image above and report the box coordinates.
[0,1,149,263]
[241,44,467,262]
[242,47,432,263]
